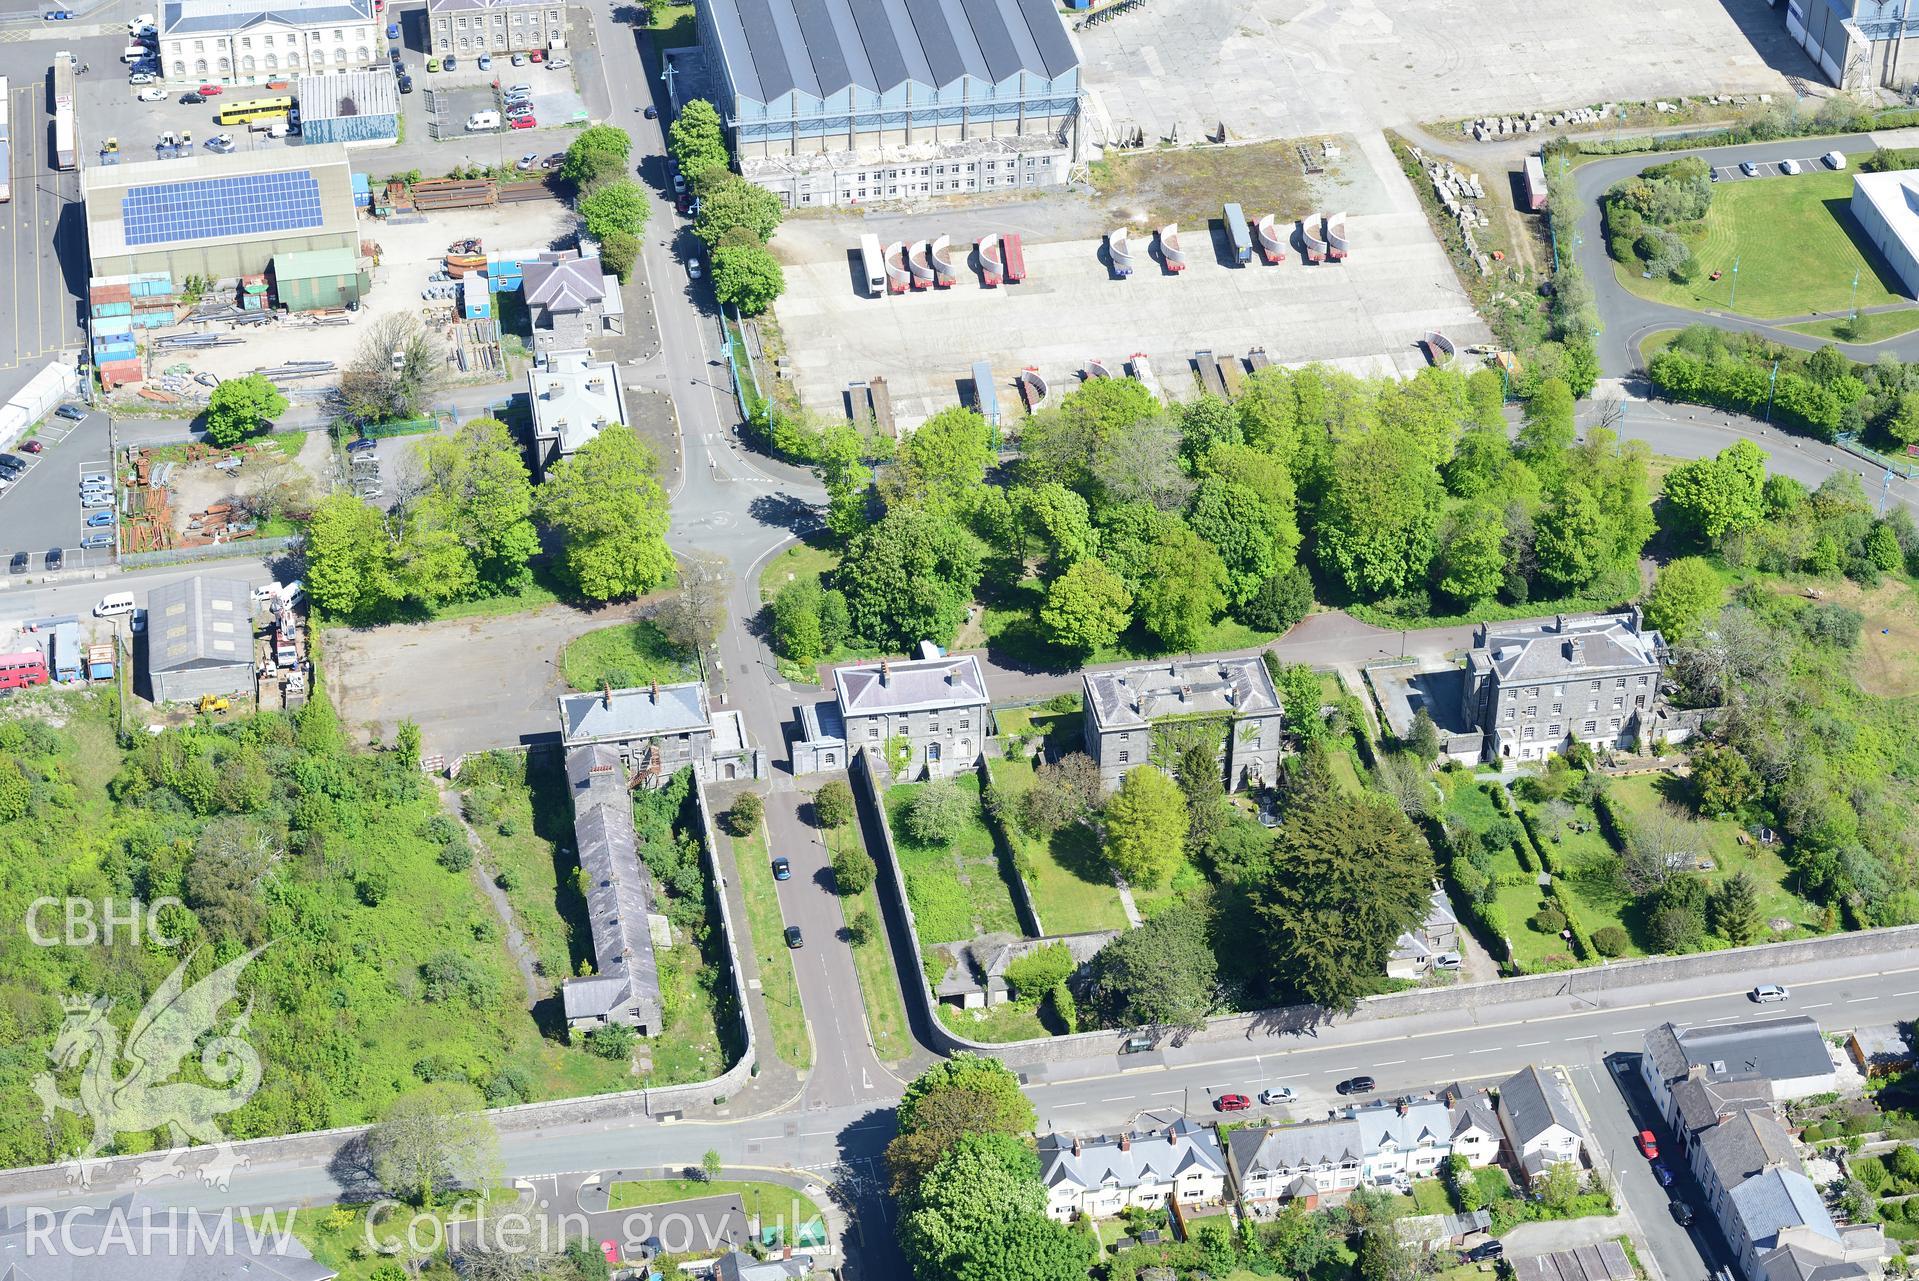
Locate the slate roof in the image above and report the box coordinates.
[1652,1017,1836,1085]
[1039,1115,1226,1193]
[428,0,544,12]
[932,930,1114,1000]
[1498,1065,1584,1145]
[0,1198,335,1280]
[1671,1076,1774,1135]
[1228,1119,1365,1178]
[1084,655,1281,733]
[1699,1109,1800,1192]
[1470,611,1662,684]
[1645,1022,1691,1084]
[530,350,626,455]
[1760,1243,1873,1281]
[713,1253,815,1281]
[1507,1244,1635,1281]
[523,252,607,316]
[1348,1099,1453,1155]
[559,682,711,745]
[163,0,371,37]
[705,0,1078,106]
[1731,1167,1841,1251]
[835,654,986,717]
[1445,1088,1502,1143]
[146,575,252,674]
[558,746,662,1027]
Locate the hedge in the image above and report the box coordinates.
[1513,799,1597,961]
[1647,348,1848,440]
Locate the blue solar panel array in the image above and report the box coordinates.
[121,170,325,247]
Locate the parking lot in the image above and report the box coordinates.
[1074,0,1807,146]
[1710,151,1848,183]
[773,135,1489,427]
[0,407,117,577]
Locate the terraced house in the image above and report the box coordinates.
[1037,1113,1227,1222]
[160,0,379,85]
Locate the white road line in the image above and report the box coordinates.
[1470,1047,1500,1054]
[1707,1015,1740,1023]
[1421,1054,1452,1061]
[1518,1041,1550,1048]
[1847,997,1878,1004]
[1151,1090,1182,1097]
[1566,1034,1598,1041]
[1802,1001,1832,1009]
[1100,1096,1131,1102]
[1897,991,1919,998]
[1376,1060,1405,1066]
[744,1135,782,1144]
[1052,1101,1083,1108]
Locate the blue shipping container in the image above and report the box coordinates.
[132,311,171,329]
[91,300,133,318]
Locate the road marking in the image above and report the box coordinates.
[1375,1059,1405,1066]
[1470,1047,1499,1054]
[1847,997,1878,1004]
[1100,1096,1131,1103]
[1517,1041,1550,1048]
[1707,1015,1740,1022]
[1421,1054,1452,1061]
[1051,1101,1083,1108]
[1801,1002,1832,1009]
[1566,1034,1598,1041]
[1897,991,1919,998]
[1150,1090,1181,1098]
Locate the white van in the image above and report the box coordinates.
[121,45,151,63]
[465,111,501,131]
[126,13,155,34]
[93,592,136,618]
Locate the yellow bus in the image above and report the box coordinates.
[216,95,293,125]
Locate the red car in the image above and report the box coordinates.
[1214,1093,1252,1112]
[528,48,543,61]
[197,83,224,95]
[510,115,536,128]
[1636,1130,1659,1160]
[20,440,44,454]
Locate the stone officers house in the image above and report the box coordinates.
[428,0,566,59]
[1495,1065,1589,1178]
[559,746,664,1041]
[522,251,622,353]
[1461,609,1666,763]
[1037,1111,1227,1222]
[1082,654,1283,793]
[795,652,989,780]
[558,681,761,785]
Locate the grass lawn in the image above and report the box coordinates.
[986,756,1129,935]
[455,751,591,984]
[608,1179,827,1238]
[638,0,696,45]
[1772,576,1919,699]
[1525,796,1644,958]
[1783,308,1919,344]
[728,821,813,1071]
[940,1000,1050,1043]
[560,619,696,692]
[1614,171,1905,320]
[887,775,1026,943]
[1087,138,1314,232]
[835,820,914,1063]
[277,1191,516,1281]
[1637,327,1683,369]
[993,699,1083,756]
[1605,774,1821,934]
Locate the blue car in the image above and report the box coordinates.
[85,510,115,527]
[1651,1161,1673,1188]
[772,857,791,881]
[43,9,75,18]
[386,20,399,37]
[80,532,113,549]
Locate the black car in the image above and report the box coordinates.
[0,455,25,475]
[397,75,413,93]
[784,925,803,949]
[1669,1198,1694,1226]
[1335,1075,1377,1096]
[44,547,62,571]
[8,552,28,574]
[181,90,206,104]
[345,437,377,453]
[1467,1242,1505,1262]
[643,104,658,119]
[54,402,87,421]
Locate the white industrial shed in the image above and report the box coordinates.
[1850,169,1919,298]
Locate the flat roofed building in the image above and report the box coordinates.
[297,66,401,143]
[143,575,255,703]
[698,0,1082,204]
[1852,170,1919,298]
[84,145,360,281]
[1082,654,1282,792]
[160,0,379,86]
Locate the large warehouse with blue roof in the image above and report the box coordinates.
[81,143,360,281]
[697,0,1084,207]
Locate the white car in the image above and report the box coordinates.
[128,71,156,84]
[1825,150,1848,170]
[546,56,570,69]
[205,133,235,153]
[688,258,701,279]
[1257,1087,1296,1105]
[1752,984,1790,1003]
[1780,158,1802,175]
[136,86,164,101]
[1433,952,1463,970]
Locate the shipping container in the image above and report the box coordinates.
[462,274,491,319]
[51,622,81,681]
[1003,233,1026,283]
[1222,202,1252,265]
[92,315,133,337]
[971,360,1000,426]
[1523,156,1548,212]
[90,300,133,318]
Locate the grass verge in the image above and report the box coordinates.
[1782,308,1919,344]
[560,618,696,692]
[608,1179,827,1238]
[835,824,914,1064]
[985,755,1128,935]
[729,820,813,1071]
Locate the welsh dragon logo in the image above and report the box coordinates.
[33,947,267,1188]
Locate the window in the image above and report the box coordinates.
[1523,727,1535,740]
[1609,718,1621,730]
[1638,675,1649,686]
[1615,678,1627,688]
[929,722,939,734]
[1582,721,1596,735]
[1587,700,1598,712]
[1612,697,1623,709]
[1590,680,1601,690]
[1554,685,1565,696]
[867,725,879,740]
[1635,696,1646,708]
[824,753,837,767]
[333,27,343,38]
[1502,707,1514,721]
[1118,751,1129,763]
[1549,723,1562,735]
[1551,703,1561,715]
[241,35,251,47]
[1524,706,1536,718]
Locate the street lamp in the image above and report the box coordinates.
[1728,255,1741,310]
[659,61,677,110]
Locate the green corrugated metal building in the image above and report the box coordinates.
[273,247,367,311]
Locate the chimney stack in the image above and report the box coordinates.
[1119,1133,1131,1152]
[880,659,892,686]
[649,680,660,704]
[602,678,613,709]
[1072,1136,1081,1156]
[1167,1128,1178,1145]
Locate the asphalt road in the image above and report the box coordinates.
[0,40,88,391]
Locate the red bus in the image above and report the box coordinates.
[1003,232,1026,283]
[0,651,49,690]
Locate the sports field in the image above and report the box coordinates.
[1616,171,1907,320]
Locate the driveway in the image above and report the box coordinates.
[324,600,646,755]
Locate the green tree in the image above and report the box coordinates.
[1645,557,1722,643]
[578,178,648,242]
[837,506,983,649]
[946,1213,1092,1281]
[394,719,422,770]
[1710,869,1764,945]
[770,578,824,663]
[701,1148,724,1181]
[815,778,854,829]
[1017,482,1095,574]
[1124,515,1228,651]
[887,1055,1036,1195]
[1040,557,1132,656]
[598,229,639,283]
[203,373,287,448]
[560,123,632,186]
[1357,1222,1418,1281]
[413,416,540,597]
[1533,480,1610,590]
[1004,942,1074,1003]
[831,845,874,896]
[814,422,873,542]
[1178,395,1242,463]
[1242,787,1435,1009]
[1082,902,1219,1029]
[368,1083,502,1205]
[304,490,395,619]
[666,98,728,179]
[1516,378,1577,479]
[1020,376,1159,489]
[1434,503,1508,604]
[1188,476,1294,606]
[0,761,28,824]
[1102,765,1187,889]
[1664,439,1768,542]
[882,406,993,515]
[1274,661,1325,745]
[722,791,762,836]
[903,778,971,843]
[1316,425,1444,598]
[693,172,783,247]
[900,1133,1046,1280]
[712,242,785,315]
[1241,563,1315,633]
[1444,424,1515,499]
[536,425,675,601]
